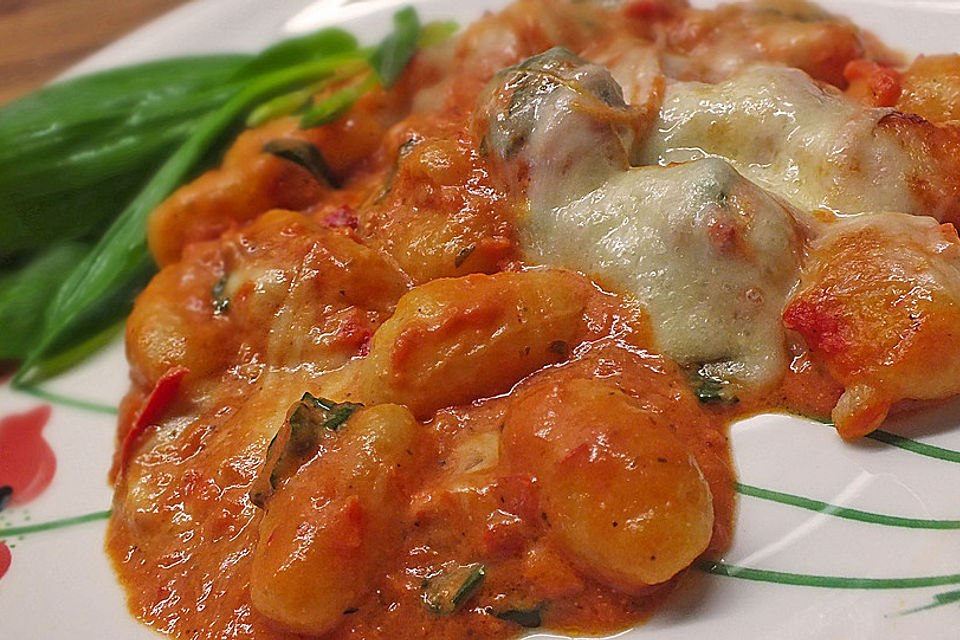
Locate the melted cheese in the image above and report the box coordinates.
[476,47,635,210]
[522,157,803,387]
[638,65,919,216]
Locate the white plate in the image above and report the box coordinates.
[2,1,960,638]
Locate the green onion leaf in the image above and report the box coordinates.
[418,20,459,48]
[246,80,327,127]
[0,242,90,359]
[233,28,359,79]
[0,56,251,258]
[369,7,421,88]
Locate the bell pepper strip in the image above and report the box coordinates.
[115,366,189,479]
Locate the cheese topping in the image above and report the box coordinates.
[478,55,805,387]
[638,65,919,216]
[522,157,802,386]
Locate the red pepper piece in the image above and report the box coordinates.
[117,367,189,477]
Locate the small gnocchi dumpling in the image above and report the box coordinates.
[127,209,408,391]
[898,54,960,124]
[502,377,714,590]
[784,213,960,438]
[250,402,420,634]
[359,269,587,417]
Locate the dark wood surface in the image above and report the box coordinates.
[0,0,189,105]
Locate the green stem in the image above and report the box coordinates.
[20,53,368,383]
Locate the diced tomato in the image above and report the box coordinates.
[844,60,901,107]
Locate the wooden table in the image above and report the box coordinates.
[0,0,189,105]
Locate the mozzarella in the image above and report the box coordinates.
[638,65,919,216]
[478,54,806,387]
[476,47,635,209]
[522,157,803,387]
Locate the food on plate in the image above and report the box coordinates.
[82,0,960,638]
[638,65,960,223]
[784,213,960,438]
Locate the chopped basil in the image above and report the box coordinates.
[493,604,546,628]
[249,393,362,508]
[454,244,476,268]
[211,275,229,315]
[263,139,340,188]
[689,367,739,404]
[422,562,486,615]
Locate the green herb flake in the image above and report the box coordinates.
[211,275,229,315]
[250,393,363,508]
[422,562,486,615]
[493,604,545,628]
[689,367,739,405]
[454,244,476,268]
[263,139,340,187]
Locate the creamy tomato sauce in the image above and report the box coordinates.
[108,0,960,638]
[110,278,738,639]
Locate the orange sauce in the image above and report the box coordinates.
[108,282,742,639]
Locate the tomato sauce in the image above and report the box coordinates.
[108,284,737,639]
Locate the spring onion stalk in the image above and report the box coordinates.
[5,8,432,382]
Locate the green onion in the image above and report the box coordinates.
[245,80,329,128]
[417,20,459,48]
[4,8,428,381]
[0,56,252,259]
[299,74,378,128]
[231,28,358,79]
[369,7,421,88]
[0,242,90,360]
